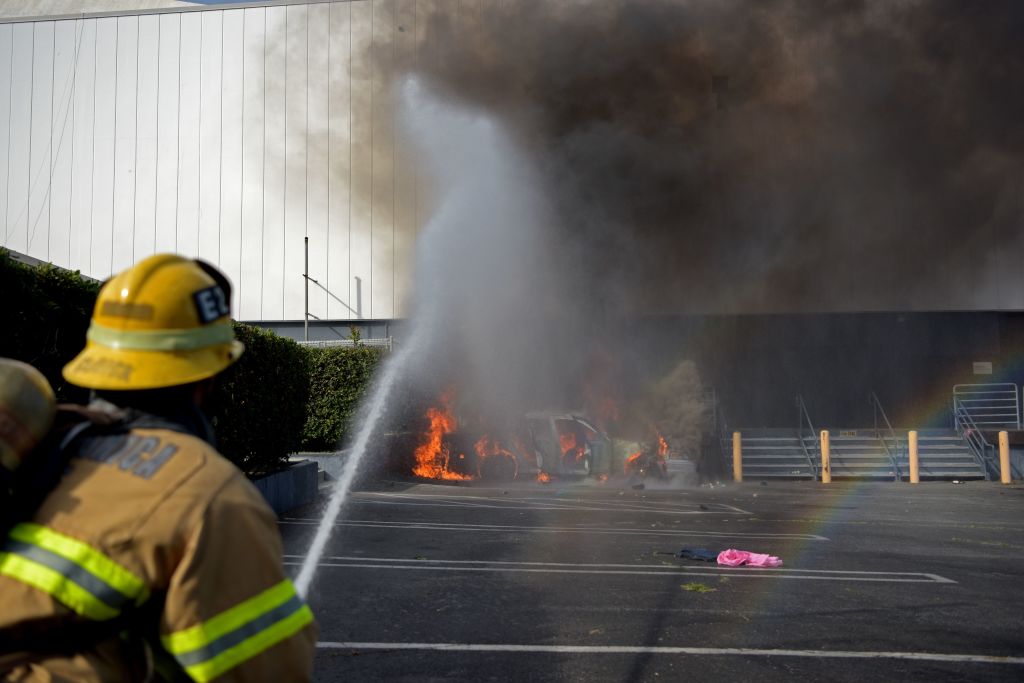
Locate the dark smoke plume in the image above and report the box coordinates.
[411,0,1024,314]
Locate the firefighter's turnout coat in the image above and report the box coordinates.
[0,404,316,681]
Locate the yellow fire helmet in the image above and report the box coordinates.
[0,358,57,472]
[63,254,245,391]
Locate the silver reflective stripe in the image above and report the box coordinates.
[87,322,234,351]
[2,539,130,610]
[172,595,306,668]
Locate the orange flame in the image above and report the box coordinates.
[625,450,643,475]
[658,434,669,457]
[558,428,587,463]
[413,390,473,480]
[537,471,551,483]
[559,431,577,454]
[474,435,519,479]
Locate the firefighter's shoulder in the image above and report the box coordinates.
[68,425,245,496]
[49,425,273,549]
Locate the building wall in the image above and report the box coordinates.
[0,0,426,321]
[2,1,1022,320]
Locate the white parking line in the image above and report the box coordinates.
[280,518,827,540]
[284,556,954,583]
[316,641,1023,665]
[350,492,750,515]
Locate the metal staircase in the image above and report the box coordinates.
[828,431,900,480]
[726,386,1015,482]
[735,429,985,481]
[736,429,817,479]
[914,430,986,480]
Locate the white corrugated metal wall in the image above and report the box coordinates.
[0,0,427,321]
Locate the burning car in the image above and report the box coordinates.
[521,411,612,478]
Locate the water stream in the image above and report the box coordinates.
[294,315,428,596]
[294,78,539,597]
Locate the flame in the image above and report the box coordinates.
[474,435,520,479]
[658,434,669,457]
[597,473,609,483]
[537,471,551,483]
[559,431,577,454]
[625,450,643,475]
[413,390,473,480]
[558,427,587,463]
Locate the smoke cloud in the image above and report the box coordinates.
[409,0,1024,314]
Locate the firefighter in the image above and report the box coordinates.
[0,359,56,475]
[0,359,57,520]
[0,254,317,681]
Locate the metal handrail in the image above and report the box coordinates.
[951,383,1020,429]
[795,395,819,478]
[297,337,393,350]
[869,391,902,481]
[952,398,996,481]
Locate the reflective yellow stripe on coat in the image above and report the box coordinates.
[161,579,314,682]
[0,522,149,621]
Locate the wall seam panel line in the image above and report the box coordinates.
[174,13,181,250]
[132,16,140,261]
[260,7,265,319]
[3,32,11,246]
[110,18,119,273]
[69,20,77,264]
[218,12,224,265]
[28,20,72,261]
[326,0,331,317]
[369,0,373,319]
[47,21,54,261]
[348,0,351,316]
[153,17,160,253]
[239,9,245,310]
[392,0,396,317]
[198,14,203,258]
[26,25,34,252]
[89,19,96,273]
[283,6,288,319]
[413,0,417,285]
[303,5,308,323]
[305,3,309,259]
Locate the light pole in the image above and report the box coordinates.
[304,237,309,342]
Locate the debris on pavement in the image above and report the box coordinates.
[680,582,717,593]
[717,548,783,567]
[677,547,719,562]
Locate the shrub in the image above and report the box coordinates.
[0,250,99,403]
[208,322,311,477]
[2,250,371,477]
[302,345,386,451]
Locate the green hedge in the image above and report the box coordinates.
[3,250,384,475]
[207,323,311,477]
[301,345,385,451]
[0,250,99,403]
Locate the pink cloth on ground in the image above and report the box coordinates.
[717,548,783,567]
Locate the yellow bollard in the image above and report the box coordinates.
[820,430,831,484]
[732,431,743,482]
[999,431,1011,484]
[908,430,919,484]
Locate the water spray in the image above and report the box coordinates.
[295,78,543,596]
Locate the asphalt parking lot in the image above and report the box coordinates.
[281,477,1024,682]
